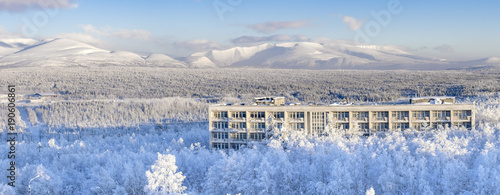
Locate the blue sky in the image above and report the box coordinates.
[0,0,499,59]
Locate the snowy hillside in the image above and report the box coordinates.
[0,38,185,68]
[0,38,37,57]
[0,37,498,70]
[188,40,455,69]
[145,53,187,68]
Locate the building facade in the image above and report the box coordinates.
[209,97,475,149]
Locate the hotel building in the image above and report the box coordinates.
[209,97,474,149]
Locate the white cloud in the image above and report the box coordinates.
[79,24,151,41]
[231,34,311,45]
[174,39,221,52]
[342,16,364,31]
[0,25,22,38]
[433,44,454,53]
[247,20,314,33]
[0,0,77,12]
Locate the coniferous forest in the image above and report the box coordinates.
[1,67,500,194]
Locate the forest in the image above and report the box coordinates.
[0,67,500,194]
[1,67,500,103]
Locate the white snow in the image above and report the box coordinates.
[0,37,498,70]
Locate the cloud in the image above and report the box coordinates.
[79,24,151,41]
[342,16,364,31]
[433,44,454,53]
[174,39,221,52]
[231,34,311,45]
[0,0,77,12]
[0,25,22,38]
[247,20,314,33]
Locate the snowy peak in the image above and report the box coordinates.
[187,41,448,69]
[0,38,38,57]
[146,53,187,68]
[196,43,274,67]
[0,38,185,68]
[0,37,498,70]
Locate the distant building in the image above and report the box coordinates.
[209,97,475,149]
[28,92,58,98]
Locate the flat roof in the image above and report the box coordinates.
[209,103,474,112]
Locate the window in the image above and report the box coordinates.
[231,111,246,119]
[212,143,228,149]
[453,122,471,129]
[372,111,388,121]
[230,132,247,140]
[231,143,246,150]
[249,133,265,140]
[433,122,451,129]
[211,132,228,139]
[433,111,451,120]
[230,122,246,129]
[332,112,349,121]
[271,112,284,119]
[212,121,228,129]
[358,123,369,130]
[413,111,430,120]
[250,112,265,119]
[276,123,283,129]
[312,112,325,132]
[393,123,409,130]
[213,111,228,119]
[290,123,305,130]
[392,111,409,120]
[288,112,304,119]
[352,112,369,121]
[250,122,265,129]
[454,110,471,120]
[373,123,388,130]
[335,123,349,130]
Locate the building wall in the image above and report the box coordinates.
[209,104,475,149]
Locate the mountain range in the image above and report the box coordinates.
[0,37,498,70]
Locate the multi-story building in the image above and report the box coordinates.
[209,97,475,149]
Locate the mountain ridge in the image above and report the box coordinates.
[0,37,497,70]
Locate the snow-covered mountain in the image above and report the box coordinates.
[0,37,497,70]
[0,38,186,68]
[186,41,457,69]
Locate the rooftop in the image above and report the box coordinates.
[213,96,461,107]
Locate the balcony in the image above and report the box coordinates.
[248,138,265,142]
[412,117,430,122]
[210,138,227,142]
[392,117,409,122]
[455,116,472,121]
[288,118,304,122]
[227,128,247,132]
[434,117,451,122]
[372,117,388,122]
[229,138,247,143]
[229,117,246,122]
[353,117,368,122]
[210,117,228,121]
[248,128,266,132]
[249,118,265,122]
[273,118,285,122]
[335,117,349,122]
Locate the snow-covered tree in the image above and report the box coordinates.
[145,153,186,195]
